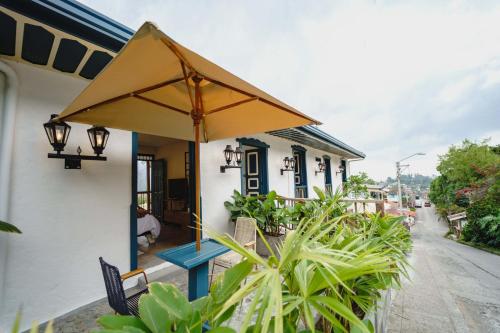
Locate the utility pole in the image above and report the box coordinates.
[396,153,425,214]
[397,161,402,214]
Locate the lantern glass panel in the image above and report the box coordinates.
[43,115,71,152]
[234,147,242,165]
[223,145,234,165]
[283,156,290,169]
[290,156,296,170]
[87,126,110,155]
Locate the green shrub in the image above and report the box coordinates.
[210,203,411,333]
[96,196,411,333]
[462,213,500,248]
[466,197,498,221]
[462,196,500,248]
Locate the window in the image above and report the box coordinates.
[237,138,270,196]
[292,146,308,198]
[341,160,347,183]
[324,157,332,194]
[137,154,154,211]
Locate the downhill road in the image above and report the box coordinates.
[387,206,500,333]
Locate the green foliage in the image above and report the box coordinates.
[0,220,22,234]
[97,197,410,333]
[437,140,498,189]
[465,215,500,248]
[429,139,500,247]
[462,196,500,247]
[385,174,433,190]
[210,201,411,333]
[224,190,292,236]
[10,312,53,333]
[93,264,255,333]
[224,188,349,236]
[343,173,369,199]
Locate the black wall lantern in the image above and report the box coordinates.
[315,157,326,175]
[280,156,296,175]
[220,145,242,173]
[44,114,71,153]
[87,126,110,156]
[336,165,345,175]
[44,114,108,169]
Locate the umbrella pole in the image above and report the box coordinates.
[193,76,202,252]
[194,122,201,251]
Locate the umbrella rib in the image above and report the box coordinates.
[59,77,185,120]
[134,77,185,95]
[180,60,195,111]
[133,95,190,115]
[205,97,259,115]
[203,76,318,123]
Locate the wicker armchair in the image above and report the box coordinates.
[210,217,257,285]
[99,257,149,316]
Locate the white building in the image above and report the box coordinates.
[0,1,365,330]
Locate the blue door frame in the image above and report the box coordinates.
[130,132,138,270]
[292,145,308,198]
[236,138,269,195]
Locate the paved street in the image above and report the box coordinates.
[387,207,500,333]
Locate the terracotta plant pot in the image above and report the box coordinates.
[256,233,286,257]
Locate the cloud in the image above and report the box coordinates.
[437,75,478,103]
[80,0,500,180]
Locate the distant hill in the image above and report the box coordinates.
[384,174,434,192]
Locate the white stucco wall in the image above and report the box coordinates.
[200,133,350,236]
[0,61,132,331]
[200,138,241,236]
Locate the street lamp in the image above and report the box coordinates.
[396,153,425,214]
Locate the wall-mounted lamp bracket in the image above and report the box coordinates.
[48,152,107,169]
[220,165,242,173]
[280,168,294,176]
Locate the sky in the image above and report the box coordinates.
[81,0,500,181]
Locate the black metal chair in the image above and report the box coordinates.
[99,257,149,316]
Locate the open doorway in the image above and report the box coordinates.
[134,133,194,269]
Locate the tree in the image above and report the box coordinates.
[429,139,500,247]
[344,172,370,199]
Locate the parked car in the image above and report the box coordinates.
[415,196,423,208]
[424,201,431,207]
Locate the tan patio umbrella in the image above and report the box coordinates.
[58,22,319,250]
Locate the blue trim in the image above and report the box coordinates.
[236,137,270,148]
[238,138,269,195]
[299,126,365,159]
[130,132,138,270]
[1,0,133,52]
[33,0,133,42]
[261,148,269,194]
[341,160,347,183]
[291,144,307,152]
[293,146,308,198]
[324,157,332,186]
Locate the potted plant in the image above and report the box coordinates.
[224,190,292,256]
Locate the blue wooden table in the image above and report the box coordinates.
[156,239,230,301]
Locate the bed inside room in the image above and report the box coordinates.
[136,134,193,269]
